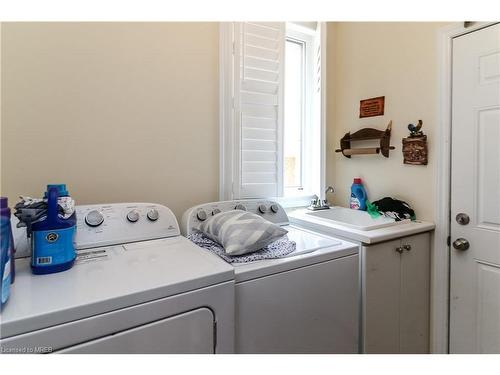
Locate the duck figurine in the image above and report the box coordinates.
[408,119,423,137]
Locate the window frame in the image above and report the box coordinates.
[219,22,327,207]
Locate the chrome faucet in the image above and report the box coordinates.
[307,186,334,211]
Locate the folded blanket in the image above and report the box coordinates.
[188,230,296,264]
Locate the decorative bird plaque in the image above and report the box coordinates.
[402,120,428,165]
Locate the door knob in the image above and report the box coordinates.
[453,238,470,251]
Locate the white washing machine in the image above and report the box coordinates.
[181,200,359,354]
[0,203,234,354]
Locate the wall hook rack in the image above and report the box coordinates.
[335,120,395,158]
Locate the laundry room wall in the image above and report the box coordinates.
[1,22,220,218]
[0,23,3,193]
[2,22,452,221]
[325,22,449,221]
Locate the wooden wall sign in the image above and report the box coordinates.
[402,135,428,165]
[359,96,385,118]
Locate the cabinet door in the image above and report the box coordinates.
[399,233,430,353]
[362,239,402,353]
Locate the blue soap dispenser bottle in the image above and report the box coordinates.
[350,178,368,211]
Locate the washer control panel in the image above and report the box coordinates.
[76,203,179,249]
[180,200,289,236]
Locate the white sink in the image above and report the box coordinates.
[305,206,407,231]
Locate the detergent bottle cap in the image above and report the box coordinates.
[353,178,362,184]
[0,197,8,210]
[44,184,69,198]
[0,197,10,217]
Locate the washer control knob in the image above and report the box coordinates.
[85,210,104,227]
[212,208,221,216]
[258,204,267,214]
[147,209,159,221]
[197,210,208,221]
[270,204,279,213]
[127,210,140,223]
[235,204,247,211]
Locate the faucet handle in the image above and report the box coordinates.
[325,186,335,194]
[308,194,331,211]
[310,195,319,207]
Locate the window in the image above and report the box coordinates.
[220,22,325,204]
[284,38,305,190]
[283,23,320,198]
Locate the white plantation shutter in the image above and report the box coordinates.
[314,24,322,96]
[233,22,285,198]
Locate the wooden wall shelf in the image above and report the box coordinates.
[335,121,395,158]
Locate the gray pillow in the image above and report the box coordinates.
[199,210,288,255]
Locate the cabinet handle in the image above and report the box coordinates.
[403,244,412,251]
[395,246,404,254]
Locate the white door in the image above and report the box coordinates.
[450,23,500,354]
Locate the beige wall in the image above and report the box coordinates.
[1,22,219,218]
[0,23,2,194]
[1,22,447,221]
[326,22,448,221]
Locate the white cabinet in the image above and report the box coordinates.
[362,232,430,353]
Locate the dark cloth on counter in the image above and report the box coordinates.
[371,197,416,221]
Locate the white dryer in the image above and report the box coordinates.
[181,200,359,354]
[0,203,234,354]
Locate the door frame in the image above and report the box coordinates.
[434,21,498,354]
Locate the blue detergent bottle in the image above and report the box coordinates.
[1,197,13,309]
[350,178,368,211]
[31,184,77,275]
